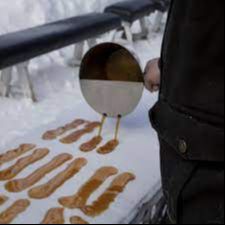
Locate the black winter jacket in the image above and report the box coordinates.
[150,1,224,223]
[151,0,224,162]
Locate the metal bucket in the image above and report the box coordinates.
[79,43,144,118]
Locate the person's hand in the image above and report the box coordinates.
[144,58,161,93]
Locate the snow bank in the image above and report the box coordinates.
[0,0,121,34]
[0,90,161,224]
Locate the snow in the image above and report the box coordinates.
[0,0,165,224]
[0,90,161,224]
[0,0,123,34]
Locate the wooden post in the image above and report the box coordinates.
[68,42,85,67]
[122,22,133,44]
[16,62,37,102]
[0,67,13,97]
[153,11,164,32]
[87,38,97,49]
[133,17,149,41]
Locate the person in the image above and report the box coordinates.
[144,0,224,224]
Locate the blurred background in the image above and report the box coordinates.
[0,0,167,154]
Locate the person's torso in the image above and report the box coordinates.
[160,0,224,127]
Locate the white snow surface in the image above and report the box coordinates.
[0,1,164,224]
[0,0,123,34]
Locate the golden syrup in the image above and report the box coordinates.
[42,119,86,140]
[0,149,49,181]
[59,167,118,209]
[0,199,30,224]
[60,122,101,144]
[70,216,89,224]
[0,144,36,166]
[82,173,135,217]
[28,158,87,199]
[41,208,65,224]
[5,154,72,193]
